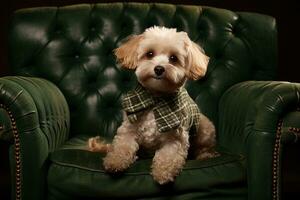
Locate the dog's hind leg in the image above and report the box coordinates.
[194,114,218,160]
[88,136,111,153]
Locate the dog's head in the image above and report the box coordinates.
[114,26,209,94]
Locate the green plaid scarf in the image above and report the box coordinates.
[122,84,201,133]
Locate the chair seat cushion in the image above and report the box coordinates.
[47,135,247,199]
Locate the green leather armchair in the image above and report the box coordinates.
[1,2,299,200]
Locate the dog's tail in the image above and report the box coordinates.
[87,136,111,153]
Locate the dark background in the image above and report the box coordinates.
[1,0,299,199]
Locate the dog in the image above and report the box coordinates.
[88,26,217,185]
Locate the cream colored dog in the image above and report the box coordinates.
[88,26,216,184]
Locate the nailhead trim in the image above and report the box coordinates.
[0,103,22,200]
[273,109,300,199]
[272,120,282,200]
[288,127,300,134]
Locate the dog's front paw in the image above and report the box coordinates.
[103,156,126,173]
[151,166,176,185]
[103,152,137,173]
[151,157,180,184]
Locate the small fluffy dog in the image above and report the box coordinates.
[88,26,216,184]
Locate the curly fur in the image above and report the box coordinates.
[88,26,217,184]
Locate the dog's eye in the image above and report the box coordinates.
[169,55,178,63]
[146,51,154,59]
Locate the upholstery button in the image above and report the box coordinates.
[75,54,80,59]
[106,49,112,56]
[91,27,96,32]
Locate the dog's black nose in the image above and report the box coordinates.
[154,66,165,76]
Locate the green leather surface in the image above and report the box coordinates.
[48,135,247,199]
[0,76,70,200]
[8,3,277,138]
[219,81,300,200]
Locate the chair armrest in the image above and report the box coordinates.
[218,80,300,200]
[0,76,70,200]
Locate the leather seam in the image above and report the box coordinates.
[50,155,245,175]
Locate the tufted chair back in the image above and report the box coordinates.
[8,3,277,138]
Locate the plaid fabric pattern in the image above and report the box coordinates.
[122,84,202,133]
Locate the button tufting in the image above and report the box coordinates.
[231,26,237,36]
[9,3,278,140]
[106,49,113,56]
[54,25,62,34]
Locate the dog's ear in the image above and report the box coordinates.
[186,40,210,80]
[114,35,143,70]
